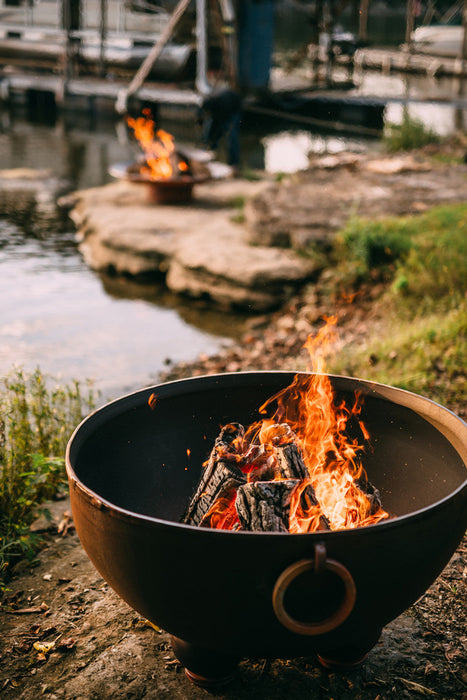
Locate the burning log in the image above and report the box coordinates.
[182,423,246,527]
[183,422,332,532]
[180,320,391,534]
[355,473,383,516]
[269,424,309,480]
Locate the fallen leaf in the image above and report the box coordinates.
[57,511,74,536]
[424,661,437,676]
[33,641,55,654]
[444,643,463,663]
[57,637,76,651]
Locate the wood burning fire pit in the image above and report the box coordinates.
[66,372,467,687]
[110,157,210,205]
[110,111,210,204]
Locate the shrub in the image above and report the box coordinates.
[0,368,96,584]
[391,204,467,305]
[340,217,413,274]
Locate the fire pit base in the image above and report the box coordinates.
[316,625,383,671]
[144,179,195,205]
[170,635,241,689]
[171,625,383,686]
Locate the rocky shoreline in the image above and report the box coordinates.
[62,149,467,314]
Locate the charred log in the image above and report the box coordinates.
[235,479,298,532]
[355,472,383,515]
[181,423,246,527]
[235,479,331,532]
[273,440,308,480]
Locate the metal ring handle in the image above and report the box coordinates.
[272,544,356,636]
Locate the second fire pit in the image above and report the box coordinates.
[110,158,210,205]
[111,111,211,204]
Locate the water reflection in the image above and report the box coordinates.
[0,181,244,400]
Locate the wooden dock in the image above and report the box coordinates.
[0,70,202,109]
[352,46,467,78]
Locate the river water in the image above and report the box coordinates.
[0,117,248,401]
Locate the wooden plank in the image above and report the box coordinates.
[0,71,201,106]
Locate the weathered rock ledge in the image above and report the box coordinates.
[66,150,467,312]
[244,152,467,249]
[67,177,320,312]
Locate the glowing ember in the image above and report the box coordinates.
[126,109,189,180]
[191,317,389,533]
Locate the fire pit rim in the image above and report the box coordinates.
[66,371,467,536]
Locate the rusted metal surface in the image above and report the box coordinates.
[66,372,467,681]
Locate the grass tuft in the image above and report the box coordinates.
[383,110,440,152]
[0,368,96,586]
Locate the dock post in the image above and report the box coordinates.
[99,0,107,77]
[459,0,467,74]
[404,0,415,53]
[195,0,210,95]
[358,0,369,42]
[237,0,274,94]
[61,0,82,101]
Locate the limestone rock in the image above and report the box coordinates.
[68,178,317,311]
[167,228,318,311]
[243,155,467,251]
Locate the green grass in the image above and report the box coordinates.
[332,203,467,308]
[391,204,467,305]
[0,368,96,585]
[327,302,467,408]
[314,202,467,408]
[383,110,440,152]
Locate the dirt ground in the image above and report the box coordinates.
[1,146,467,699]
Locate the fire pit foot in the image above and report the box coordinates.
[317,652,369,671]
[170,635,241,689]
[316,627,382,671]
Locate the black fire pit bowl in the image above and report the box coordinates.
[66,372,467,680]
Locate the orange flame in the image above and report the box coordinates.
[203,317,389,533]
[126,109,188,180]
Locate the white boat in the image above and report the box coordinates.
[411,24,465,58]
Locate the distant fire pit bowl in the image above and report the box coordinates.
[66,372,467,686]
[109,161,210,204]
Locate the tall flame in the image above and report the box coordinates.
[203,317,389,532]
[126,109,188,180]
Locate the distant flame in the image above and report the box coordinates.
[202,317,389,532]
[126,109,189,180]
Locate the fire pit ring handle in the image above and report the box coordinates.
[272,544,356,636]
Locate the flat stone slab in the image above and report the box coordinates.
[69,178,319,311]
